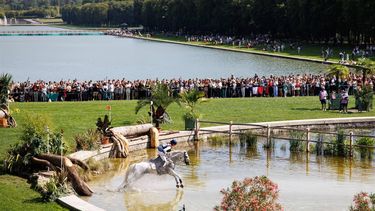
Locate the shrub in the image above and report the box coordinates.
[324,130,349,156]
[239,131,257,149]
[355,85,374,112]
[209,135,226,146]
[350,192,375,211]
[356,137,375,159]
[289,130,305,152]
[38,172,70,202]
[215,176,283,211]
[96,114,112,137]
[74,129,101,151]
[87,158,111,173]
[5,113,65,174]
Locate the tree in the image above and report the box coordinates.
[135,83,177,129]
[355,58,375,84]
[0,73,12,110]
[108,1,134,26]
[327,64,350,80]
[327,64,350,91]
[179,89,205,119]
[0,73,16,127]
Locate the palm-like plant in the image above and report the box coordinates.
[0,73,12,110]
[179,89,205,119]
[327,64,349,81]
[355,58,375,84]
[135,83,177,128]
[0,73,17,127]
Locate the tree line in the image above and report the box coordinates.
[2,0,375,44]
[61,0,375,44]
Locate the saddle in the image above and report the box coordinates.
[150,156,174,175]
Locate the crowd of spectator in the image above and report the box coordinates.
[107,29,375,64]
[9,73,375,103]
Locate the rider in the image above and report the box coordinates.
[158,139,177,167]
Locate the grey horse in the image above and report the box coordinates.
[119,150,190,189]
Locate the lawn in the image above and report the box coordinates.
[0,175,67,211]
[35,18,64,24]
[1,97,373,157]
[0,97,373,210]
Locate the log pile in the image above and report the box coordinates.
[108,124,156,158]
[110,123,153,137]
[31,154,93,196]
[150,127,159,148]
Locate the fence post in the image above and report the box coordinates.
[266,124,271,148]
[194,118,200,141]
[349,132,353,157]
[306,128,310,152]
[229,121,233,142]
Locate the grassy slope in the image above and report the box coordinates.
[0,175,66,210]
[0,97,373,210]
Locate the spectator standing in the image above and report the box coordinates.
[319,87,328,111]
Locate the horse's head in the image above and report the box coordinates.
[183,151,190,165]
[170,150,190,165]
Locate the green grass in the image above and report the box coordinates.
[35,18,63,24]
[1,97,373,157]
[0,97,374,209]
[49,24,115,30]
[151,35,374,63]
[0,174,67,210]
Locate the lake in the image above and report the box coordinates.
[0,26,326,81]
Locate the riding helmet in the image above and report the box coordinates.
[170,139,177,145]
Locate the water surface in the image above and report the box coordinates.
[84,138,375,211]
[0,26,326,81]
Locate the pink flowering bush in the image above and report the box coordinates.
[350,192,375,211]
[215,176,283,211]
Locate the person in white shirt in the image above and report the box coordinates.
[319,87,328,111]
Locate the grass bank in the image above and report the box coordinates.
[35,18,63,24]
[0,97,374,210]
[49,23,114,31]
[0,174,67,210]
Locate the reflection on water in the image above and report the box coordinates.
[124,189,184,211]
[85,137,375,211]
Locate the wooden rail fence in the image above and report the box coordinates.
[194,119,375,157]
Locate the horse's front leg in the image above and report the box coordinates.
[168,168,183,188]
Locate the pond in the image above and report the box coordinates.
[83,134,375,211]
[0,26,326,81]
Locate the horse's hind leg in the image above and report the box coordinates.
[169,169,183,188]
[174,176,180,188]
[179,178,184,188]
